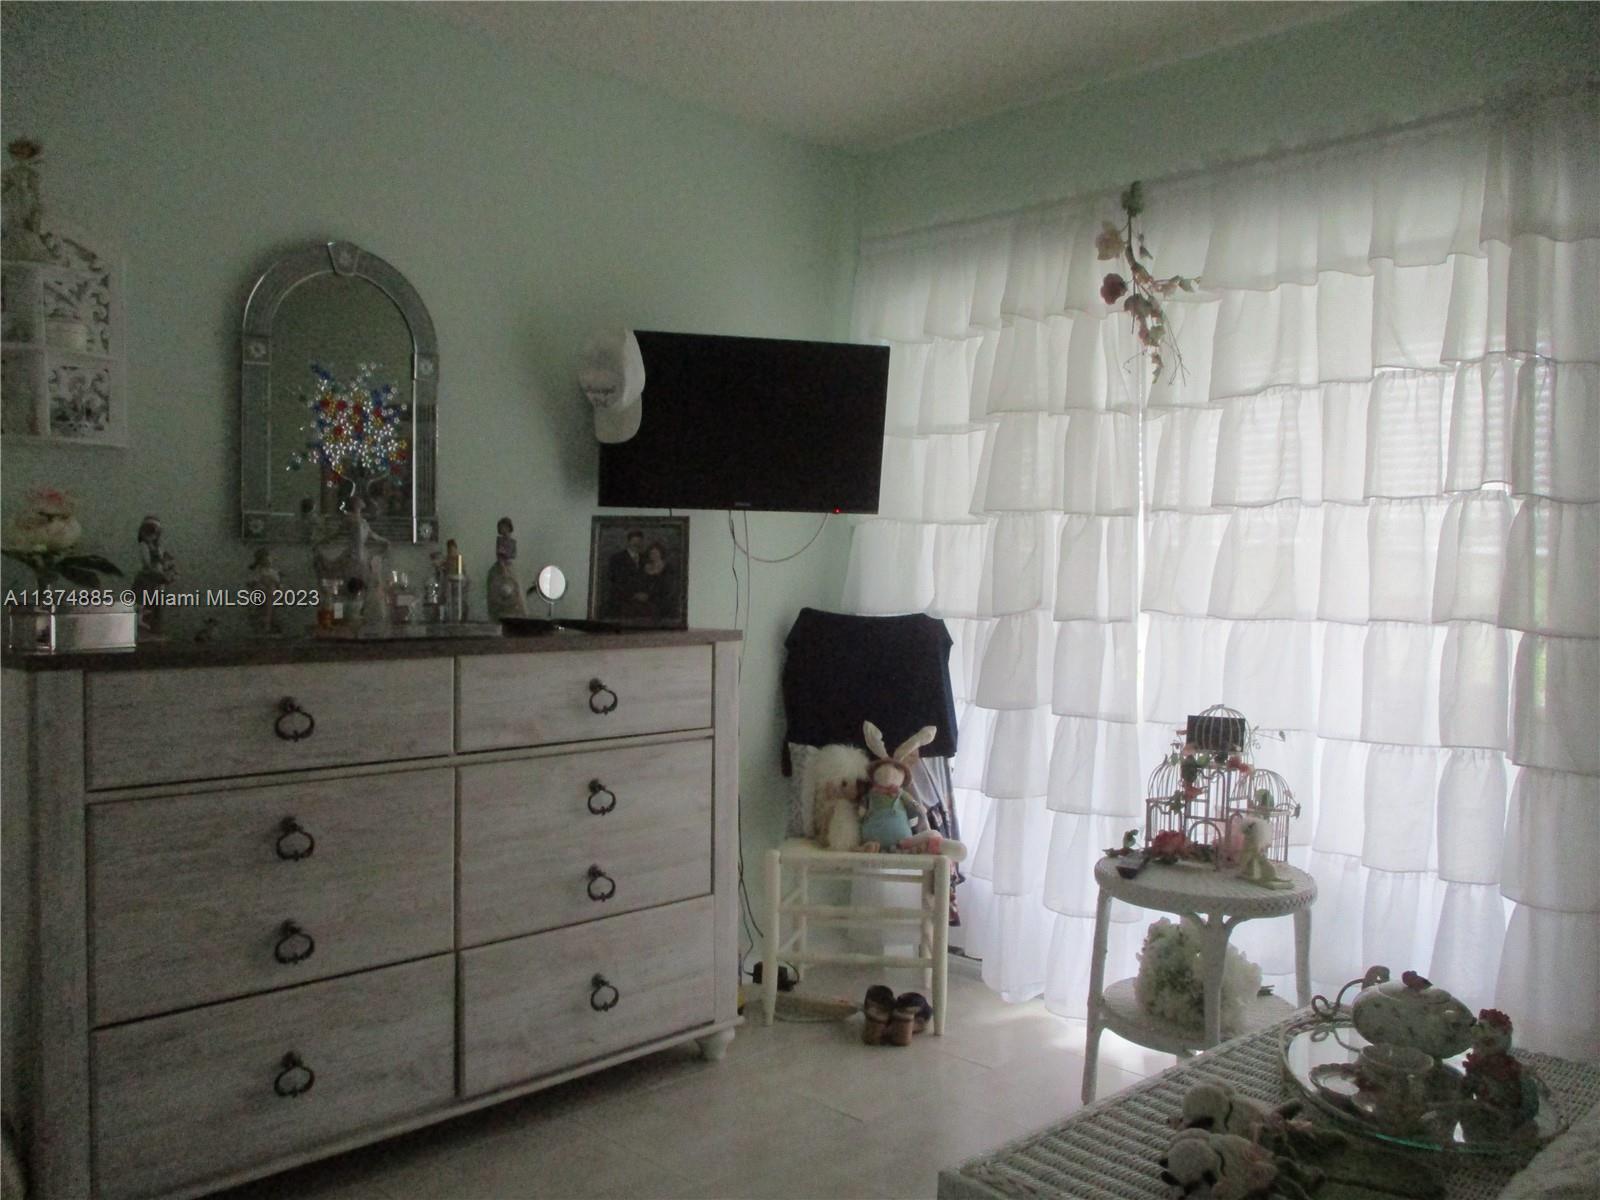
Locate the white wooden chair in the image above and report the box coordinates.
[771,608,962,1034]
[760,838,951,1034]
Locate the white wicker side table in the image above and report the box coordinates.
[1083,856,1316,1101]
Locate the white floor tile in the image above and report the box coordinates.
[208,960,1163,1200]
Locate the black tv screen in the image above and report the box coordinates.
[597,331,890,513]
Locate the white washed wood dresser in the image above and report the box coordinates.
[0,629,741,1200]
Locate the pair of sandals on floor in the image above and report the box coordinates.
[861,985,932,1046]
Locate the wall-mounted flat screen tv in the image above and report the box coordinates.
[597,331,890,514]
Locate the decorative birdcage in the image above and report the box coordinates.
[1143,704,1300,864]
[1229,766,1297,863]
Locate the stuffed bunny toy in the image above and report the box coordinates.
[1174,1083,1341,1166]
[858,722,966,860]
[1174,1082,1278,1139]
[1234,816,1293,890]
[1160,1128,1302,1200]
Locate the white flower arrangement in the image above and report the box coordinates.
[1133,917,1262,1033]
[2,486,121,589]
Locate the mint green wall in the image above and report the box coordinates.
[7,2,1594,1103]
[0,0,859,1051]
[861,2,1599,238]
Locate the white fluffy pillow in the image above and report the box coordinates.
[1497,1100,1600,1200]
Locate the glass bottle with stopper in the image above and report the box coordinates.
[438,538,468,623]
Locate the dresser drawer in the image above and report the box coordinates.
[456,645,712,751]
[85,658,454,789]
[89,769,454,1025]
[92,955,454,1200]
[461,897,715,1095]
[460,740,712,946]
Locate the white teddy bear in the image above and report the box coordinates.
[798,743,871,850]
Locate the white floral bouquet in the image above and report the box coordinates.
[1133,917,1262,1034]
[2,486,121,588]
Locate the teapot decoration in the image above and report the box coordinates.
[1313,966,1477,1060]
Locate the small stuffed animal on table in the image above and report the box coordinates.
[1175,1081,1279,1139]
[1161,1128,1293,1200]
[1174,1082,1341,1187]
[1233,816,1294,890]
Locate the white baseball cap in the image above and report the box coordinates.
[579,329,646,444]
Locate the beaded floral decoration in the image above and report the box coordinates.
[288,363,409,483]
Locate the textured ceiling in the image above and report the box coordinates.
[432,1,1354,151]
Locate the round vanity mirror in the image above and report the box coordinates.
[533,565,566,617]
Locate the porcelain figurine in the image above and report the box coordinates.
[248,547,281,634]
[486,516,526,620]
[1,139,51,263]
[312,495,387,603]
[1349,970,1476,1060]
[133,514,177,637]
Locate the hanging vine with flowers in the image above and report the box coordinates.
[287,362,409,485]
[1096,181,1198,382]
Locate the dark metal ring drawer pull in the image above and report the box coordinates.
[587,780,617,815]
[274,1051,316,1098]
[274,697,316,742]
[589,974,620,1012]
[273,920,316,964]
[586,864,616,902]
[275,816,315,861]
[587,679,619,715]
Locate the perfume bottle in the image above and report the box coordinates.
[317,579,344,629]
[441,542,467,623]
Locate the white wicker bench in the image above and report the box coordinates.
[937,1016,1600,1200]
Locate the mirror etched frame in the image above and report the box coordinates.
[240,240,438,543]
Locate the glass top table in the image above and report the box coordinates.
[1281,1019,1570,1156]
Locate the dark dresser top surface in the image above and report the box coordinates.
[2,625,741,673]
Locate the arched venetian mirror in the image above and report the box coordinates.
[239,241,438,543]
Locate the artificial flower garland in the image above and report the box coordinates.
[1096,181,1198,382]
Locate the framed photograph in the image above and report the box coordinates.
[588,515,690,629]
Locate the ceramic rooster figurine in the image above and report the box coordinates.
[1462,1009,1539,1130]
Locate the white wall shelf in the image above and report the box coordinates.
[0,221,127,448]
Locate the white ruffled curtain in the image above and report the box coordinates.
[844,91,1599,1059]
